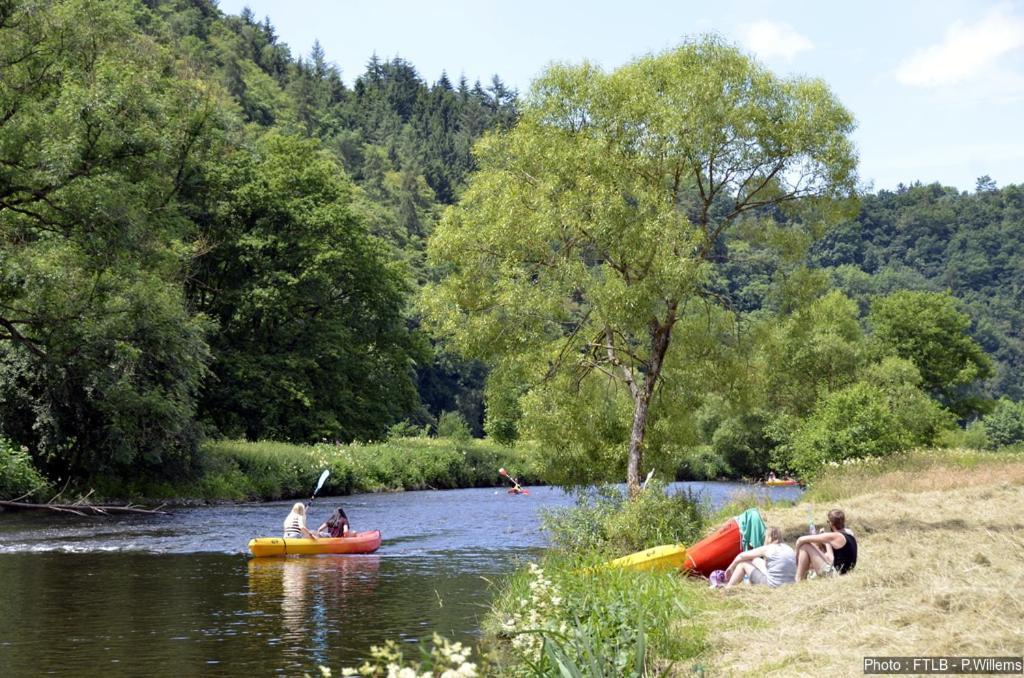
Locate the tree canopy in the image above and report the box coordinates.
[425,38,858,492]
[0,0,224,476]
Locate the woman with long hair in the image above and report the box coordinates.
[282,502,317,539]
[317,507,350,538]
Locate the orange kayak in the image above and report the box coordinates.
[248,530,382,557]
[683,519,741,576]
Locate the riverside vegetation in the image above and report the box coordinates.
[77,435,542,502]
[321,449,1018,676]
[1,0,1024,500]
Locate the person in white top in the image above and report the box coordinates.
[723,526,797,588]
[282,502,317,539]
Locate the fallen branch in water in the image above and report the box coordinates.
[0,500,168,516]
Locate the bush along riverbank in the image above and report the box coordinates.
[81,437,543,502]
[480,479,718,676]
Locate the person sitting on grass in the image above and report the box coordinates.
[723,526,797,588]
[282,502,317,540]
[795,508,857,580]
[317,507,350,538]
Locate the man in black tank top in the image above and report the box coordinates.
[794,509,858,580]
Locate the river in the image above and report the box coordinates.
[0,482,801,676]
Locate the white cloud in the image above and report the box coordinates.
[739,20,813,62]
[895,5,1024,87]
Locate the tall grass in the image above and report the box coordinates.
[92,437,542,501]
[539,480,704,558]
[804,447,1023,502]
[484,481,714,675]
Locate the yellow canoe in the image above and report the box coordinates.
[602,543,688,573]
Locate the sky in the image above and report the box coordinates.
[217,0,1024,193]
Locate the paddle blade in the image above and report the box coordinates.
[315,469,330,494]
[498,467,508,477]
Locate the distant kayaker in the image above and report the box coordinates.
[794,508,857,579]
[723,526,797,588]
[283,502,317,540]
[317,507,351,538]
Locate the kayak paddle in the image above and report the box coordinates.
[308,469,330,508]
[498,467,528,495]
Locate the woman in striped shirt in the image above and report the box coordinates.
[282,502,317,539]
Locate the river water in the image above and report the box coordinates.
[0,482,800,676]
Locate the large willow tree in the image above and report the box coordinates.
[425,39,858,493]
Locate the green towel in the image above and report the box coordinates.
[736,507,766,551]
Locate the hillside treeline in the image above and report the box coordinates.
[0,0,1021,488]
[0,0,513,481]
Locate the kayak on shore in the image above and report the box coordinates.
[602,521,740,577]
[603,543,688,573]
[248,530,382,557]
[604,509,765,577]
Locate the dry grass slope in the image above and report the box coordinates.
[696,461,1024,677]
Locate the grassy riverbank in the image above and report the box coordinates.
[481,449,1024,675]
[702,449,1024,675]
[89,437,542,502]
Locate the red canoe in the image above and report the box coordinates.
[683,519,741,577]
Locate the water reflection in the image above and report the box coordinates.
[247,556,381,666]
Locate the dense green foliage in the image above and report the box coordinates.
[979,398,1024,449]
[815,181,1024,401]
[1,0,1020,489]
[490,561,708,676]
[488,484,711,675]
[0,0,515,483]
[868,290,992,416]
[425,38,859,491]
[186,133,422,442]
[0,436,50,499]
[0,0,221,478]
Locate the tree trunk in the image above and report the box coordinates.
[626,308,676,497]
[626,392,650,496]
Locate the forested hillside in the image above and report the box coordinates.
[0,0,1021,489]
[815,180,1024,401]
[0,0,514,481]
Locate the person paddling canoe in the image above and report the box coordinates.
[283,502,318,540]
[499,467,529,495]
